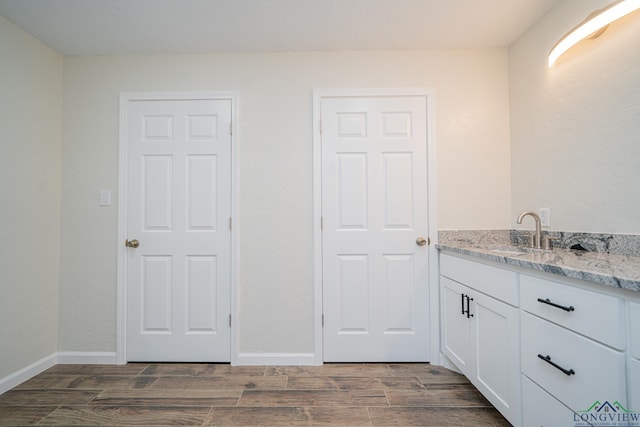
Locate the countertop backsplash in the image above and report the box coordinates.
[438,230,511,246]
[439,229,640,257]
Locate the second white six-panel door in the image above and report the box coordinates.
[321,94,430,362]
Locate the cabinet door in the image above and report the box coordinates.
[630,302,640,360]
[441,277,472,376]
[472,290,521,426]
[629,302,640,412]
[629,357,640,412]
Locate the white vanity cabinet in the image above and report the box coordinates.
[440,254,521,427]
[439,250,639,427]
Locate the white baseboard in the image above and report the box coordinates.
[234,352,320,366]
[0,353,57,395]
[57,351,118,365]
[0,351,118,395]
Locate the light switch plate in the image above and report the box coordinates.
[539,208,550,227]
[99,190,112,206]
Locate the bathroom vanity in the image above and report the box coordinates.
[437,241,640,427]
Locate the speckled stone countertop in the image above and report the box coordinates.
[437,243,640,293]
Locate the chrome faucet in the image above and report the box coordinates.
[517,211,542,249]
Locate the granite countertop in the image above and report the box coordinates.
[437,242,640,292]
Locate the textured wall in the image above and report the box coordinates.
[59,50,511,355]
[0,16,62,378]
[509,0,640,233]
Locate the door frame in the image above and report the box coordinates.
[116,91,239,364]
[312,88,439,364]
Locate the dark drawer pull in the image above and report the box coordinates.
[538,354,575,376]
[537,298,575,312]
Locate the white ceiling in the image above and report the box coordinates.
[0,0,561,56]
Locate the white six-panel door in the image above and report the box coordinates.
[125,98,232,362]
[321,95,430,362]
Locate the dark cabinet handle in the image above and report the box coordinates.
[459,293,474,318]
[463,295,474,318]
[537,298,575,312]
[538,354,575,376]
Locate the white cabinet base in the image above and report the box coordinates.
[439,251,637,427]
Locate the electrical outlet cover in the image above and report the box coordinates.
[539,208,550,227]
[99,189,112,206]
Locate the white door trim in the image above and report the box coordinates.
[117,91,240,364]
[312,88,439,364]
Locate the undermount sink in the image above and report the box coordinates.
[488,247,528,256]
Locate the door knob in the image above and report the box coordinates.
[416,237,428,247]
[125,239,140,248]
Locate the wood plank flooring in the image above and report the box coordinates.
[0,363,510,426]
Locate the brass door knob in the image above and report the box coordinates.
[125,239,140,248]
[416,237,428,247]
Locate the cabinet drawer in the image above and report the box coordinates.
[630,302,640,359]
[521,312,626,412]
[440,253,518,305]
[521,275,625,349]
[522,375,579,427]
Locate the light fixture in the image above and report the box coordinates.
[548,0,640,67]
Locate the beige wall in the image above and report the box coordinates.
[0,16,62,378]
[509,0,640,233]
[59,50,511,355]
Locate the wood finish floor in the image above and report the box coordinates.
[0,363,510,426]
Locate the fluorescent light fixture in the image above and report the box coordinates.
[548,0,640,67]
